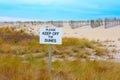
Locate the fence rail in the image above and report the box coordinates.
[90,18,120,28]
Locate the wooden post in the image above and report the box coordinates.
[48,44,52,73]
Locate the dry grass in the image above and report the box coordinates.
[0,27,120,80]
[95,47,108,56]
[0,27,108,59]
[0,27,48,55]
[0,55,50,80]
[0,55,120,80]
[118,38,120,41]
[52,60,120,80]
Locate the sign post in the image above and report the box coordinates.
[48,44,52,73]
[40,27,62,73]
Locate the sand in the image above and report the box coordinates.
[63,25,120,41]
[1,24,120,61]
[62,25,120,62]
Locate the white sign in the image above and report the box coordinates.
[40,27,62,44]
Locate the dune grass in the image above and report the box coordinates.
[0,27,120,80]
[0,55,120,80]
[0,27,48,55]
[0,27,108,59]
[52,60,120,80]
[118,38,120,41]
[0,55,50,80]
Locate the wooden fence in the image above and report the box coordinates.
[104,18,120,28]
[69,20,90,29]
[91,18,120,28]
[0,18,120,29]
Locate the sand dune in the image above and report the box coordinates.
[63,25,120,41]
[62,25,120,61]
[1,24,120,61]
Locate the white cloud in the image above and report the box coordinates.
[0,16,39,22]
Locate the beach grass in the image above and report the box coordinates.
[0,55,120,80]
[0,27,108,58]
[0,27,118,80]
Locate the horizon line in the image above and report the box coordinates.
[0,16,120,22]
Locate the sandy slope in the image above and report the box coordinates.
[63,25,120,41]
[1,24,120,61]
[63,25,120,61]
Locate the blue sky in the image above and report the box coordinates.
[0,0,120,21]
